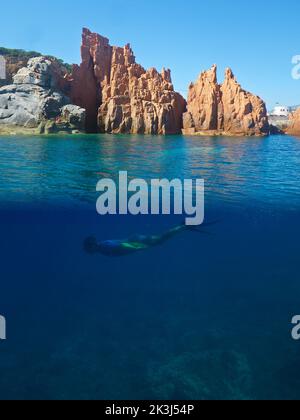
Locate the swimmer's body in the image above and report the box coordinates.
[84,222,213,257]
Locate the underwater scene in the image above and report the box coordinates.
[0,133,300,400]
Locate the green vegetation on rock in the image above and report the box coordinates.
[0,47,42,59]
[0,47,72,73]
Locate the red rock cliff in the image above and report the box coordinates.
[183,65,269,136]
[286,108,300,136]
[69,28,186,134]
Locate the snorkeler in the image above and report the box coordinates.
[84,221,214,257]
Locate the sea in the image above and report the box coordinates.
[0,133,300,400]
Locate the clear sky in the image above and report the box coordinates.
[1,0,300,109]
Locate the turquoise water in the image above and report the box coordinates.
[0,134,300,400]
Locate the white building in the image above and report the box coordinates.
[0,55,6,80]
[270,105,290,117]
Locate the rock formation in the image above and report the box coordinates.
[286,108,300,136]
[1,32,273,138]
[0,55,29,87]
[68,28,186,134]
[183,65,269,136]
[0,57,85,134]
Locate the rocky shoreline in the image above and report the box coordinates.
[1,28,299,137]
[0,57,85,135]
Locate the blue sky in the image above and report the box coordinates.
[1,0,300,109]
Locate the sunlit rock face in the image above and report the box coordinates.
[69,28,186,134]
[183,65,269,136]
[286,108,300,136]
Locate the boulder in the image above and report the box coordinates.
[13,57,55,87]
[60,104,85,130]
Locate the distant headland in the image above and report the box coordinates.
[0,28,300,137]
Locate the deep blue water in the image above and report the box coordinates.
[0,134,300,400]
